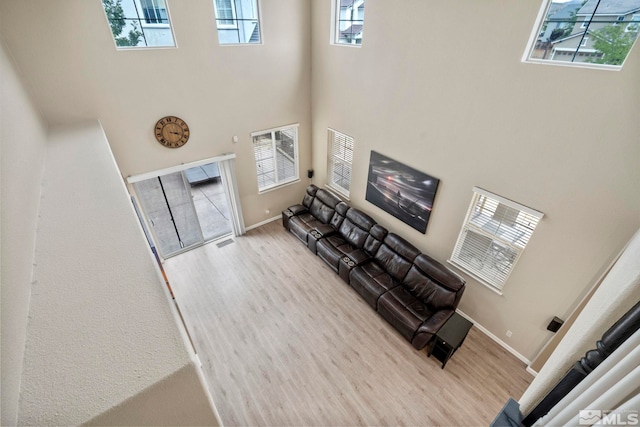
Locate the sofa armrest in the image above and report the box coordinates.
[288,204,308,216]
[411,309,454,350]
[346,249,371,266]
[313,223,337,237]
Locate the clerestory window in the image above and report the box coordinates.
[334,0,365,46]
[101,0,175,48]
[213,0,261,44]
[524,0,640,69]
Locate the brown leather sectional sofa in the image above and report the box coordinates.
[283,184,466,351]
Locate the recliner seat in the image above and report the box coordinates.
[316,208,377,273]
[349,233,421,310]
[377,253,466,349]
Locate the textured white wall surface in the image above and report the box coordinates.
[17,122,218,425]
[0,39,48,426]
[311,0,640,360]
[519,228,640,413]
[0,0,312,229]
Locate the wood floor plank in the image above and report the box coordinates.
[164,220,533,426]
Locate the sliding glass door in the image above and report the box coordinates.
[129,155,243,258]
[134,172,204,257]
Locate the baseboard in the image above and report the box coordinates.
[456,309,532,367]
[245,215,281,232]
[526,366,538,377]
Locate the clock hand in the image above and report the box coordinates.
[169,131,181,135]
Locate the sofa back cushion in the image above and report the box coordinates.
[364,224,387,256]
[330,201,350,230]
[374,233,421,282]
[302,184,319,208]
[309,189,340,224]
[403,253,466,310]
[338,208,376,248]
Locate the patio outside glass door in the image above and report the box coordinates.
[134,172,204,258]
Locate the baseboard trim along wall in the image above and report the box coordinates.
[246,215,281,232]
[456,309,533,369]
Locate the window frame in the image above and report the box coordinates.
[625,14,640,32]
[212,0,262,45]
[448,187,544,295]
[523,0,640,70]
[251,124,300,193]
[326,128,354,199]
[140,0,171,27]
[213,0,238,29]
[101,0,176,49]
[332,0,365,47]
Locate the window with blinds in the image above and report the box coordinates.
[251,124,299,192]
[449,188,543,293]
[327,129,354,198]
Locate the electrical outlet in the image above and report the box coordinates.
[506,330,513,338]
[265,209,270,215]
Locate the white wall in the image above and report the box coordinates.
[0,38,48,426]
[16,122,219,425]
[311,0,640,360]
[0,0,312,228]
[519,228,640,414]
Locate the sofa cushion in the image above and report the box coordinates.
[349,262,398,309]
[329,201,350,230]
[363,224,387,256]
[377,286,435,342]
[374,234,420,283]
[309,197,335,224]
[302,184,319,208]
[403,254,466,310]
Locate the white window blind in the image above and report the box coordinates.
[449,187,543,293]
[327,129,354,198]
[251,124,299,192]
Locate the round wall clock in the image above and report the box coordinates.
[154,116,190,148]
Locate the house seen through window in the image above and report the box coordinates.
[335,0,365,45]
[251,124,299,192]
[526,0,640,68]
[449,188,544,294]
[213,0,261,44]
[101,0,175,48]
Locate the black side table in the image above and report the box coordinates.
[427,312,473,369]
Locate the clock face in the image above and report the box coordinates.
[155,116,190,148]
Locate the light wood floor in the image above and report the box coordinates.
[164,220,533,426]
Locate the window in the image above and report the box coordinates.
[525,0,640,68]
[449,188,543,294]
[141,0,168,24]
[101,0,175,48]
[213,0,261,44]
[626,14,640,32]
[327,129,354,198]
[334,0,365,45]
[251,124,299,192]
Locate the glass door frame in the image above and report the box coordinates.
[127,153,243,260]
[134,171,206,258]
